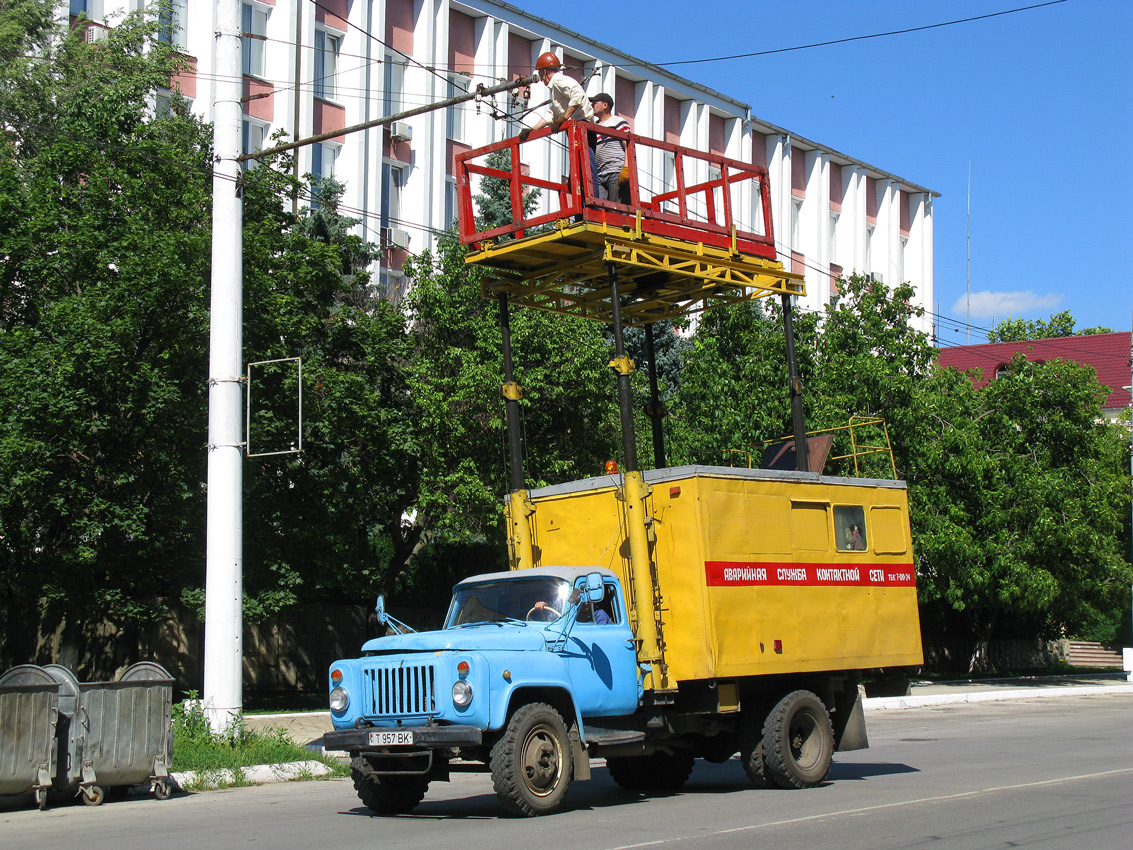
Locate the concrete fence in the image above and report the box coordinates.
[0,602,447,694]
[1,602,1110,694]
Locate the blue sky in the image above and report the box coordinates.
[513,0,1132,341]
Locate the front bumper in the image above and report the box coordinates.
[324,724,483,752]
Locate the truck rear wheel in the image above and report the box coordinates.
[639,751,695,790]
[352,765,429,815]
[606,756,644,790]
[761,690,834,789]
[490,702,573,816]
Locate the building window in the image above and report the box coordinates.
[241,3,269,78]
[154,88,185,118]
[157,0,186,48]
[241,118,268,170]
[752,181,766,236]
[707,164,723,226]
[447,74,471,142]
[829,212,839,264]
[379,269,407,304]
[71,0,101,19]
[662,151,677,213]
[865,223,875,275]
[383,56,404,118]
[444,176,458,230]
[899,235,908,285]
[994,364,1009,380]
[505,87,525,141]
[313,29,341,101]
[381,160,406,232]
[790,197,803,252]
[312,141,339,185]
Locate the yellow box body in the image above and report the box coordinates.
[525,466,924,687]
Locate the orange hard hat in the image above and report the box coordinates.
[534,52,561,71]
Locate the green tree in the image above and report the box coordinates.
[913,356,1131,658]
[670,276,1132,662]
[0,7,421,665]
[0,11,211,657]
[401,232,619,550]
[986,310,1113,342]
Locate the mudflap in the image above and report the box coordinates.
[833,689,869,752]
[570,727,591,781]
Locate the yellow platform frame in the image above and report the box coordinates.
[467,219,805,326]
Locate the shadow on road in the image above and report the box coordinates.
[828,761,920,781]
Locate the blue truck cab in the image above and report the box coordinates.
[323,566,642,815]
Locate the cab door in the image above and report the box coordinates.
[562,581,639,717]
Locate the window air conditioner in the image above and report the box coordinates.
[387,228,411,250]
[85,26,109,44]
[390,122,413,142]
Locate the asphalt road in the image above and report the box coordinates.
[4,693,1130,850]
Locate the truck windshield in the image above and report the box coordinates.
[448,577,573,626]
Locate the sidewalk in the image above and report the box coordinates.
[245,672,1133,749]
[863,671,1133,711]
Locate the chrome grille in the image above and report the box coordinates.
[364,663,438,717]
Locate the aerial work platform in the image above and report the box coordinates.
[455,121,805,326]
[455,121,821,667]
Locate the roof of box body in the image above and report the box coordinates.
[523,465,908,501]
[459,0,940,197]
[937,331,1132,410]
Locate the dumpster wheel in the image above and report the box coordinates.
[82,785,105,806]
[154,779,173,800]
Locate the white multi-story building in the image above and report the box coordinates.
[73,0,937,333]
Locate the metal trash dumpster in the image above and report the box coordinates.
[68,662,175,805]
[0,665,60,810]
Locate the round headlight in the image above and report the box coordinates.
[452,680,473,707]
[329,686,349,713]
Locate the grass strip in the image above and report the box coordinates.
[172,694,348,779]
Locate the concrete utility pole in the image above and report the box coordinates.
[203,0,244,732]
[201,5,536,727]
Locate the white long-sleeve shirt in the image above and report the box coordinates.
[543,72,593,124]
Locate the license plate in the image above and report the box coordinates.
[368,730,414,746]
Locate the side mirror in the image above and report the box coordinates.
[375,595,389,626]
[586,572,604,603]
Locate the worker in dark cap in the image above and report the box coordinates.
[590,93,630,204]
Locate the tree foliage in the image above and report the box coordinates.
[0,7,418,643]
[669,276,1132,653]
[402,232,620,547]
[0,11,211,635]
[986,310,1113,342]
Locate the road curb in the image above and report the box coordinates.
[864,683,1133,711]
[170,759,334,791]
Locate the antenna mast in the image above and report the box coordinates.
[966,162,971,344]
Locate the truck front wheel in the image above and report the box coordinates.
[490,702,573,816]
[761,690,834,789]
[351,764,429,815]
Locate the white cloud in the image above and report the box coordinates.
[949,290,1063,321]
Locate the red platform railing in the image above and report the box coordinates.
[455,121,777,260]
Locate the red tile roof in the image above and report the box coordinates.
[937,331,1131,411]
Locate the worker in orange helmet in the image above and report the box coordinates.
[518,52,594,142]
